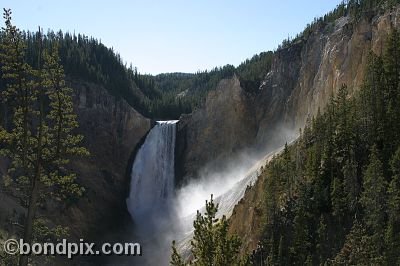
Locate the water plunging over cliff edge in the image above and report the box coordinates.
[126,120,178,234]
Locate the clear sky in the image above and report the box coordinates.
[2,1,342,74]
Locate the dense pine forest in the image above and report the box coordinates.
[252,29,400,265]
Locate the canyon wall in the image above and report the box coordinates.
[177,7,400,182]
[176,6,400,253]
[176,75,258,184]
[0,80,151,241]
[230,7,400,254]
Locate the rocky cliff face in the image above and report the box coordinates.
[177,8,400,181]
[283,9,400,130]
[176,75,258,184]
[178,8,400,182]
[0,80,151,241]
[228,174,266,255]
[63,80,151,238]
[230,7,400,254]
[177,6,400,254]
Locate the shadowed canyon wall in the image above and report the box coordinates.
[0,80,151,241]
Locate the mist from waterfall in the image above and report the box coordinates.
[173,145,290,253]
[125,120,296,265]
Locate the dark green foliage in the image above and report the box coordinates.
[170,240,185,266]
[255,29,400,265]
[236,51,273,92]
[279,0,400,51]
[143,64,237,119]
[142,51,274,118]
[2,1,399,120]
[170,195,243,266]
[333,221,370,265]
[385,147,400,265]
[360,146,387,234]
[0,29,273,119]
[0,10,88,266]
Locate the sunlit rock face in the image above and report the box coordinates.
[229,7,400,254]
[175,75,258,185]
[177,7,400,187]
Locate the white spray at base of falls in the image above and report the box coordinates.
[174,145,288,253]
[125,120,296,265]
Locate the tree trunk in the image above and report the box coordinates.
[18,168,40,266]
[20,31,43,266]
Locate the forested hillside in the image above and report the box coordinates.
[251,29,400,265]
[0,30,273,119]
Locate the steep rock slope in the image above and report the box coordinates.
[229,7,400,254]
[228,173,266,255]
[64,80,151,237]
[176,75,257,184]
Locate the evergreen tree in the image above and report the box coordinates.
[385,146,400,264]
[333,221,370,265]
[316,215,328,263]
[359,53,386,147]
[342,157,359,213]
[359,146,387,262]
[170,195,242,266]
[291,209,311,264]
[383,29,400,153]
[170,241,185,266]
[0,9,35,174]
[0,10,88,266]
[334,84,352,163]
[360,146,387,231]
[331,177,346,220]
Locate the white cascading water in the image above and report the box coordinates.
[126,120,178,234]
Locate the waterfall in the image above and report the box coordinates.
[126,120,178,233]
[124,119,295,264]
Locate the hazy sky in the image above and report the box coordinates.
[2,1,342,74]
